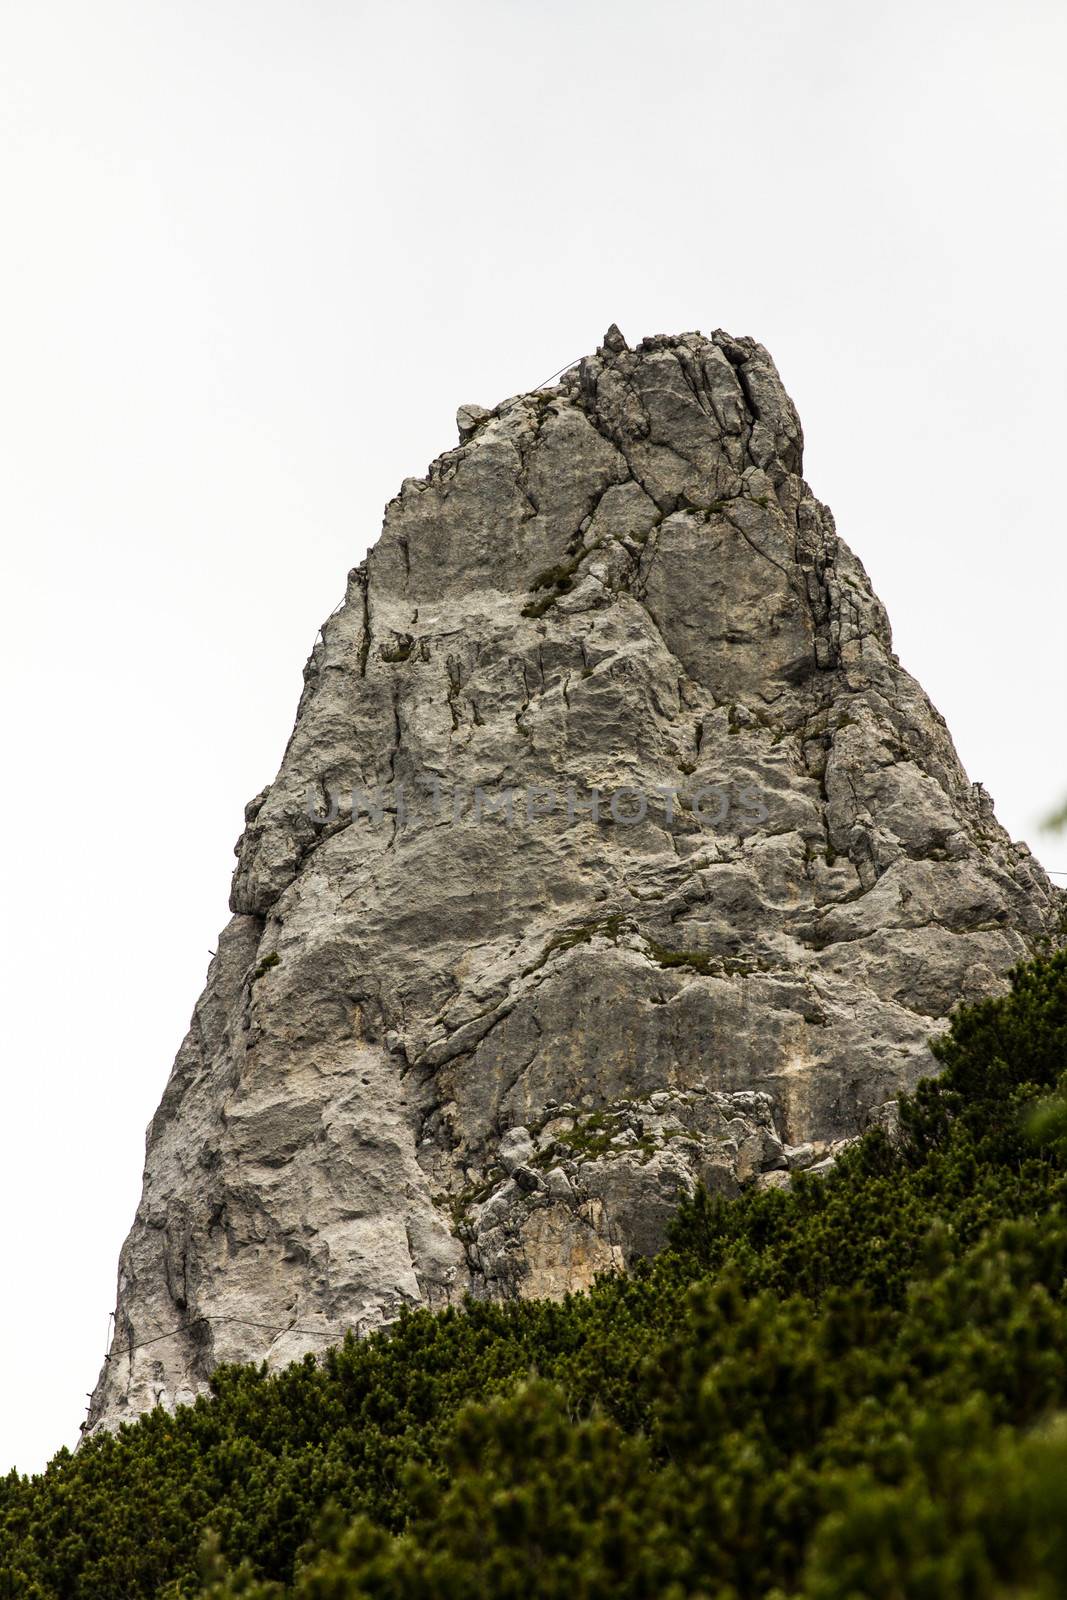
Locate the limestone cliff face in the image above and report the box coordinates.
[89,327,1062,1431]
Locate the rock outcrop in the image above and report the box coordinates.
[89,327,1062,1432]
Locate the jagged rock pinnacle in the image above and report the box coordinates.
[88,329,1062,1433]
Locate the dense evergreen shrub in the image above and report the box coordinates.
[3,951,1066,1599]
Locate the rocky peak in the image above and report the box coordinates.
[88,328,1062,1434]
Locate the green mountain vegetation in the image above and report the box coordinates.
[3,950,1067,1600]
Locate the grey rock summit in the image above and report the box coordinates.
[89,327,1062,1432]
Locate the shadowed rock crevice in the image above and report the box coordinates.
[88,328,1063,1434]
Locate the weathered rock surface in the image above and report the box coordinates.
[89,327,1063,1432]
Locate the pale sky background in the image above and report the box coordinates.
[1,0,1065,1474]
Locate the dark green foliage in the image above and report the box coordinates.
[3,952,1067,1598]
[520,549,588,616]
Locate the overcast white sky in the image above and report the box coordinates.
[1,0,1065,1474]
